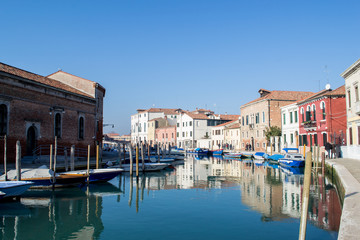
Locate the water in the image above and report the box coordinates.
[0,156,341,240]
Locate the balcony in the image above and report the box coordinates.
[302,120,317,131]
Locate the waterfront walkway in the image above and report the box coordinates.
[327,157,360,239]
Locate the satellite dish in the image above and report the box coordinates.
[325,84,331,90]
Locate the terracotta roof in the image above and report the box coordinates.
[219,114,240,120]
[185,113,210,120]
[226,123,241,129]
[297,85,345,105]
[214,120,237,127]
[242,89,314,107]
[0,62,94,98]
[138,108,182,114]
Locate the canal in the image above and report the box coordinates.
[0,155,341,239]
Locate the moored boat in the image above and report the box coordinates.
[224,153,242,158]
[110,159,170,172]
[265,154,284,165]
[0,166,88,188]
[253,152,265,160]
[0,181,34,198]
[211,149,224,155]
[65,168,124,183]
[279,153,305,168]
[187,148,210,155]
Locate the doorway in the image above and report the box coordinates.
[26,126,37,156]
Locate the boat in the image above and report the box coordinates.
[110,159,170,172]
[170,148,185,155]
[279,153,305,168]
[0,181,34,198]
[241,152,253,159]
[253,152,265,160]
[211,149,224,155]
[187,148,210,155]
[148,156,176,163]
[0,166,88,188]
[224,153,242,158]
[265,154,284,165]
[65,168,124,183]
[0,191,5,199]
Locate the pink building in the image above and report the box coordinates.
[155,126,176,146]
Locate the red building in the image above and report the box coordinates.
[298,86,346,147]
[155,126,176,146]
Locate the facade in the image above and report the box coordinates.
[280,103,300,149]
[176,110,238,149]
[297,86,346,150]
[341,59,360,159]
[240,89,313,152]
[155,125,176,146]
[147,117,169,145]
[0,62,105,162]
[130,108,181,144]
[224,121,241,151]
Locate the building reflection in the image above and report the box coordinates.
[0,183,122,240]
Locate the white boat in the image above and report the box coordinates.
[0,181,34,198]
[279,153,305,168]
[148,157,175,163]
[112,162,170,172]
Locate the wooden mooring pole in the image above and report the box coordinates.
[96,144,99,169]
[87,145,90,179]
[49,144,53,171]
[129,144,133,175]
[141,143,145,172]
[64,147,68,172]
[299,152,312,240]
[136,144,139,177]
[16,140,21,181]
[4,135,7,181]
[70,145,75,171]
[54,136,58,173]
[118,144,122,167]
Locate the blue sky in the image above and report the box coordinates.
[1,0,359,135]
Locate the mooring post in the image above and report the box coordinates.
[49,144,53,171]
[317,144,320,172]
[299,152,312,240]
[129,144,133,175]
[64,147,68,172]
[148,143,150,161]
[128,175,133,207]
[87,145,90,179]
[162,144,165,159]
[303,144,306,158]
[4,135,7,181]
[96,144,99,169]
[123,143,126,163]
[157,143,160,163]
[141,143,145,172]
[70,145,75,171]
[136,144,139,177]
[118,144,122,167]
[54,136,58,172]
[136,177,139,213]
[321,152,325,176]
[16,140,21,181]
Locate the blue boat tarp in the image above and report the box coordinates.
[283,148,299,153]
[268,154,284,161]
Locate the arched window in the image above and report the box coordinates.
[300,107,304,122]
[312,104,316,121]
[55,113,62,138]
[78,116,84,140]
[0,104,7,136]
[321,101,326,120]
[306,106,311,121]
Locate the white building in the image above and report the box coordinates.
[130,108,181,144]
[280,102,300,150]
[176,109,238,149]
[341,59,360,159]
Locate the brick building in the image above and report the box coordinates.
[0,62,105,162]
[298,86,346,148]
[240,89,313,152]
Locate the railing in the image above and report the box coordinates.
[302,121,317,129]
[32,144,88,162]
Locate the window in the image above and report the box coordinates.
[348,90,351,108]
[314,134,318,145]
[177,123,179,127]
[356,85,359,102]
[162,133,164,138]
[78,116,84,140]
[242,117,244,126]
[166,133,168,138]
[190,131,192,137]
[321,102,326,120]
[55,113,62,138]
[246,115,249,125]
[262,111,265,123]
[144,123,146,132]
[172,133,174,138]
[295,111,298,123]
[312,104,316,121]
[182,132,184,137]
[0,104,7,136]
[322,133,327,146]
[290,133,293,144]
[300,108,304,122]
[255,113,259,124]
[177,132,179,137]
[306,106,311,121]
[283,113,286,125]
[350,127,353,145]
[189,121,192,126]
[283,134,287,144]
[290,112,293,124]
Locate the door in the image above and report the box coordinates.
[26,126,37,156]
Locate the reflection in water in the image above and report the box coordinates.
[0,155,341,239]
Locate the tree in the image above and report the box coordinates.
[265,126,282,141]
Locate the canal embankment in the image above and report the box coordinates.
[326,158,360,239]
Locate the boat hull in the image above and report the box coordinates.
[0,181,34,198]
[279,159,305,168]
